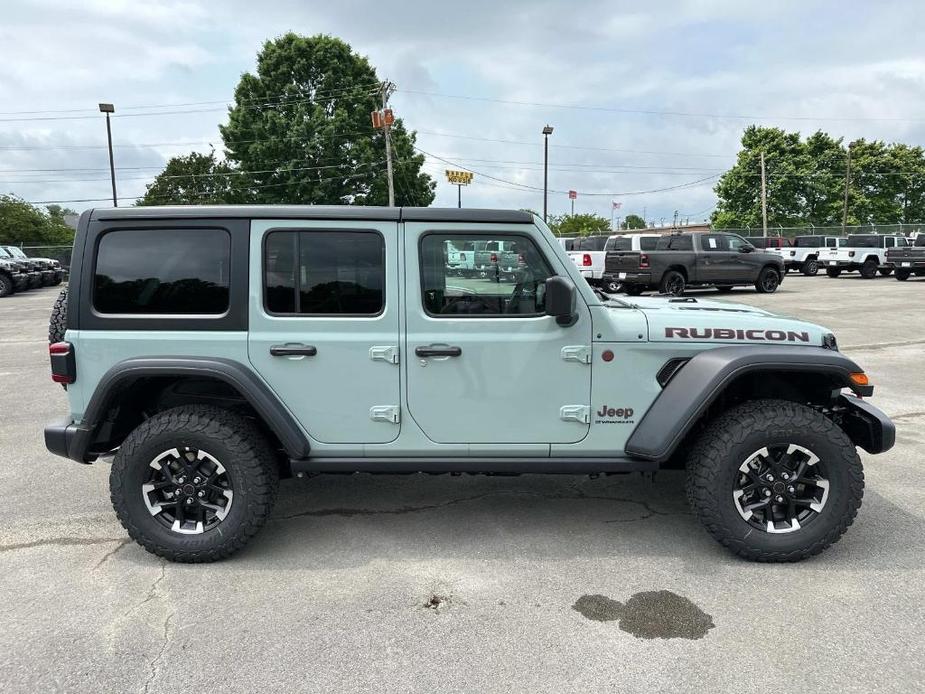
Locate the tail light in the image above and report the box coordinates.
[490,253,498,263]
[639,253,650,269]
[49,341,76,384]
[582,253,592,266]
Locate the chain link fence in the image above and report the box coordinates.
[717,223,925,239]
[18,244,73,268]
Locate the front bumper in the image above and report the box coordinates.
[839,395,895,454]
[44,419,93,464]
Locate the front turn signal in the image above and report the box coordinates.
[849,372,869,387]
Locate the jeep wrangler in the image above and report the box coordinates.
[45,206,895,563]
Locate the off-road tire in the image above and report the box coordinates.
[878,268,892,277]
[860,258,879,279]
[660,270,686,297]
[801,258,819,276]
[110,405,280,563]
[754,267,781,293]
[0,272,13,298]
[895,269,911,281]
[826,267,842,277]
[685,399,864,562]
[48,287,68,343]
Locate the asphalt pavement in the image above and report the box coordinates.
[1,276,923,693]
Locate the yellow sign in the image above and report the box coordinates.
[445,169,474,185]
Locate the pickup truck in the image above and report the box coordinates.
[823,235,909,278]
[473,239,521,281]
[569,233,660,292]
[776,236,845,276]
[445,240,476,277]
[885,233,925,280]
[603,231,785,296]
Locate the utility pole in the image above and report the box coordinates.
[99,103,117,206]
[542,125,554,221]
[842,145,852,232]
[760,151,768,237]
[381,81,396,207]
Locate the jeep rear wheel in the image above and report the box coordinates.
[801,258,819,276]
[754,267,780,293]
[825,267,842,278]
[660,270,686,297]
[860,258,878,279]
[110,405,279,563]
[685,399,863,561]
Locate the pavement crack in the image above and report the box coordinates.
[142,611,175,694]
[0,537,127,554]
[124,561,168,618]
[93,538,131,569]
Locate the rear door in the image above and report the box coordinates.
[247,220,401,444]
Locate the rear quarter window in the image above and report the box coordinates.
[93,228,230,315]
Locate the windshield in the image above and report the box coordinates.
[0,247,11,258]
[4,246,26,258]
[846,235,882,247]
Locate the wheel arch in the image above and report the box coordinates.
[665,264,688,280]
[625,346,882,464]
[75,357,310,462]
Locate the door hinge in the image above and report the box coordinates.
[559,405,590,424]
[369,405,400,424]
[369,345,399,364]
[561,345,591,364]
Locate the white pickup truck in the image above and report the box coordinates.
[778,235,845,276]
[823,234,910,278]
[568,233,660,293]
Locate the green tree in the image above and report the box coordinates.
[137,150,244,206]
[219,33,434,206]
[621,214,646,230]
[548,213,610,236]
[0,195,75,245]
[799,131,846,226]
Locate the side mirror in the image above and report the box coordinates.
[545,276,577,327]
[740,244,755,253]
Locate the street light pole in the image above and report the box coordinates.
[542,125,554,222]
[99,103,117,207]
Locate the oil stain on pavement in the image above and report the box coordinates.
[572,590,714,640]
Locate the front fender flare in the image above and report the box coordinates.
[625,345,869,462]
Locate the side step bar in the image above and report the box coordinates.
[289,456,657,475]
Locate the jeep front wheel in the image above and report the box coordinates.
[685,399,863,562]
[826,267,842,278]
[110,405,279,562]
[801,258,819,276]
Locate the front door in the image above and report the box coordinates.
[403,224,593,445]
[248,220,401,444]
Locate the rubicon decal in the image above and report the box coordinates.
[664,327,810,342]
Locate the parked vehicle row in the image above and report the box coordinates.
[886,233,925,280]
[0,245,65,297]
[822,235,908,279]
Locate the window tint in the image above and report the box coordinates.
[421,234,553,316]
[94,229,230,315]
[656,234,693,251]
[264,230,384,315]
[727,235,751,251]
[576,236,608,251]
[846,235,881,247]
[639,237,659,251]
[607,237,632,251]
[793,236,823,248]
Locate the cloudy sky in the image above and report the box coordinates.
[2,0,925,225]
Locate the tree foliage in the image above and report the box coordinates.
[621,213,646,230]
[713,125,925,228]
[548,213,611,236]
[219,33,434,206]
[138,151,243,206]
[0,195,75,245]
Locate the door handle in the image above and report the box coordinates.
[270,344,317,357]
[415,345,462,358]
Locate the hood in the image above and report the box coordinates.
[609,295,832,348]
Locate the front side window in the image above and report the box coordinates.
[264,230,384,315]
[701,234,731,251]
[420,233,553,316]
[727,235,751,251]
[94,228,230,315]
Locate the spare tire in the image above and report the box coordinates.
[49,286,68,344]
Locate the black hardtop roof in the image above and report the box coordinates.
[88,205,534,224]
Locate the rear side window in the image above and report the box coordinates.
[576,236,608,251]
[639,237,659,251]
[607,237,632,251]
[264,230,384,316]
[656,235,694,251]
[94,228,230,315]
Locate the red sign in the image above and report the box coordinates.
[568,190,577,199]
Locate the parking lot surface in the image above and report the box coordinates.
[1,277,923,693]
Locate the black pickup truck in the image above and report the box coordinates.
[885,234,925,281]
[602,231,785,296]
